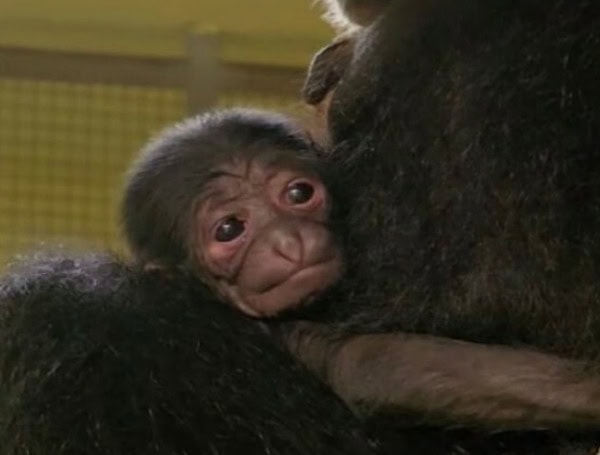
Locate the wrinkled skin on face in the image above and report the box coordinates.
[193,158,343,317]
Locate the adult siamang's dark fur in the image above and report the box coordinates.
[0,254,584,455]
[1,0,600,454]
[318,0,600,452]
[0,255,373,455]
[327,0,600,357]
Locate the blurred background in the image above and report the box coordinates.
[0,0,334,268]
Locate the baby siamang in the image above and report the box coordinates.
[122,109,343,318]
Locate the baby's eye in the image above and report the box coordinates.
[215,216,245,242]
[286,181,315,205]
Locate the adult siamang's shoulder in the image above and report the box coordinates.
[1,253,140,306]
[0,251,264,361]
[0,253,371,454]
[1,253,184,335]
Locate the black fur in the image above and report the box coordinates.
[0,252,584,454]
[325,0,600,355]
[0,254,374,454]
[320,0,600,452]
[327,0,600,356]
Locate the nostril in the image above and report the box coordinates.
[273,233,303,263]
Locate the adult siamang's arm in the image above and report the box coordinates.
[282,322,600,430]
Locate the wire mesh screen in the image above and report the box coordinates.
[0,77,185,266]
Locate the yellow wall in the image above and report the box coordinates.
[0,79,186,265]
[0,0,334,67]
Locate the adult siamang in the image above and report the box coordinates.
[299,0,600,452]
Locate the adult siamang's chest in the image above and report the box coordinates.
[332,123,600,341]
[326,0,600,337]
